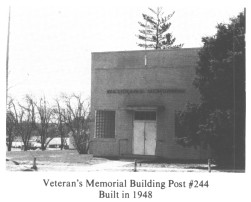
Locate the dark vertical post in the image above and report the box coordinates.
[208,159,211,173]
[134,159,137,172]
[32,157,38,170]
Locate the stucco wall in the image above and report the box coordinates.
[90,48,208,159]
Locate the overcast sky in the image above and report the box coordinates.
[3,0,246,102]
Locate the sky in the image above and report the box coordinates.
[2,0,246,103]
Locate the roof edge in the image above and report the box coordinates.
[91,47,201,54]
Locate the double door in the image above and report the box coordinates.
[133,111,157,155]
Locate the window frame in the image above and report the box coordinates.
[94,110,116,139]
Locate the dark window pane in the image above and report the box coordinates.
[135,111,145,120]
[95,110,115,138]
[145,111,156,120]
[134,111,156,121]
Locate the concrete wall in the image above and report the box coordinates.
[90,48,208,160]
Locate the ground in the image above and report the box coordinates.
[6,149,244,172]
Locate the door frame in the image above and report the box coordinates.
[132,110,157,155]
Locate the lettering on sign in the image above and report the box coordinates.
[106,89,185,94]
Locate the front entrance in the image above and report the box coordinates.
[133,111,157,155]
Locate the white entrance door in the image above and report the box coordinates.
[133,121,145,155]
[144,122,156,155]
[133,111,157,155]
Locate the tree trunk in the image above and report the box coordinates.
[23,144,28,151]
[41,143,46,151]
[61,136,64,150]
[7,142,12,151]
[7,133,12,151]
[60,126,64,150]
[41,133,46,151]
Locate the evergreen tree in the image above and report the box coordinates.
[137,7,183,49]
[176,11,245,169]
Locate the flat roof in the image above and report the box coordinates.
[91,47,201,54]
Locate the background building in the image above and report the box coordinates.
[90,48,208,160]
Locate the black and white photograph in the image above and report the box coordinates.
[0,0,249,201]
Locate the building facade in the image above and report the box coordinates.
[90,48,208,160]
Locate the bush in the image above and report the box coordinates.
[72,131,90,154]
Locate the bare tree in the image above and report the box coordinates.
[13,96,36,151]
[61,94,91,154]
[33,96,54,151]
[6,98,16,151]
[54,99,69,150]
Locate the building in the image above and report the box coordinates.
[46,137,70,149]
[90,48,208,160]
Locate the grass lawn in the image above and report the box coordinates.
[6,149,109,171]
[7,149,107,164]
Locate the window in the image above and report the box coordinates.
[134,111,156,121]
[95,110,115,138]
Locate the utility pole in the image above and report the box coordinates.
[6,6,11,105]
